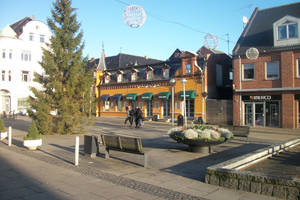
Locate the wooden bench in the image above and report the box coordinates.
[100,134,148,167]
[220,125,250,137]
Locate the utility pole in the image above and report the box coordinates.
[225,33,230,55]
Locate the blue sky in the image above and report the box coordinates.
[0,0,299,60]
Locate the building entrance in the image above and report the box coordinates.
[146,101,152,117]
[163,100,170,117]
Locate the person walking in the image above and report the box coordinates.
[135,107,143,128]
[123,106,133,127]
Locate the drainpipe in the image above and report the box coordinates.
[239,56,242,126]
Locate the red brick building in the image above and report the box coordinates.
[232,2,300,128]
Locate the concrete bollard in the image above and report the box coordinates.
[8,126,12,146]
[75,136,79,166]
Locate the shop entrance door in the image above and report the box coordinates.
[186,99,194,118]
[255,103,265,126]
[146,101,152,117]
[245,103,253,126]
[163,100,170,117]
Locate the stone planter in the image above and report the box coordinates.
[0,131,7,140]
[23,139,42,150]
[181,139,226,153]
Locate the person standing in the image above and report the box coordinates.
[135,107,143,128]
[123,106,133,127]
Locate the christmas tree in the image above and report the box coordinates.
[29,0,94,135]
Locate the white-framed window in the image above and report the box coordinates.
[131,72,137,81]
[146,70,153,80]
[117,74,122,83]
[117,100,122,112]
[18,97,29,111]
[104,75,110,84]
[21,51,31,62]
[1,70,5,81]
[278,21,298,40]
[266,61,280,80]
[2,49,6,59]
[297,59,300,77]
[185,64,191,74]
[163,68,169,79]
[40,34,45,43]
[104,101,109,111]
[175,100,180,110]
[243,63,254,80]
[155,101,159,109]
[22,71,30,82]
[29,32,34,41]
[9,50,12,59]
[8,71,11,81]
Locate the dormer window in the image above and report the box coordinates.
[185,64,191,74]
[162,65,170,79]
[146,66,154,80]
[104,72,111,84]
[131,69,138,82]
[273,15,300,47]
[117,73,122,83]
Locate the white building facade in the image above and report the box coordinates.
[0,17,52,114]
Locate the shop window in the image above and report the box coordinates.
[266,61,279,79]
[175,101,180,110]
[104,101,109,111]
[185,64,191,74]
[117,100,122,112]
[154,101,159,109]
[297,59,300,77]
[111,102,114,109]
[243,63,254,80]
[139,102,143,109]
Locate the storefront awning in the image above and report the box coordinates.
[141,93,153,100]
[158,92,171,100]
[100,94,110,101]
[125,93,138,100]
[111,94,122,101]
[179,90,196,99]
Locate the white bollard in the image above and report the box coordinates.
[75,136,79,166]
[8,126,12,146]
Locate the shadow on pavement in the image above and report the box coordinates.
[50,143,85,156]
[3,117,31,132]
[162,143,268,182]
[0,154,65,200]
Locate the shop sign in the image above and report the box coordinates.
[242,95,281,101]
[250,95,271,100]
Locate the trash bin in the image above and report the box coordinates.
[177,114,183,126]
[84,135,98,158]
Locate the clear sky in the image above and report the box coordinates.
[0,0,299,60]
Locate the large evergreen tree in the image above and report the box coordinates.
[29,0,94,135]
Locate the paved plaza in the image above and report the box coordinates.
[1,116,299,200]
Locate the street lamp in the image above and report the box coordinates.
[169,78,176,126]
[180,78,187,127]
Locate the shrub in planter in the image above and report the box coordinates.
[24,121,42,150]
[0,118,7,140]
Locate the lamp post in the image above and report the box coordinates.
[180,78,187,127]
[169,78,176,126]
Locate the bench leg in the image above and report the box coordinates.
[144,152,148,168]
[104,147,110,159]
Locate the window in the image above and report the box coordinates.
[104,101,109,111]
[146,70,153,80]
[131,72,137,81]
[117,100,122,112]
[2,70,5,81]
[185,64,191,74]
[278,21,298,40]
[155,101,159,109]
[40,35,45,43]
[22,71,30,82]
[9,50,12,59]
[104,75,110,84]
[229,71,233,80]
[297,59,300,77]
[111,102,114,108]
[139,102,143,109]
[21,51,31,62]
[29,33,34,41]
[2,49,5,59]
[117,74,122,83]
[266,61,279,79]
[18,98,29,111]
[8,71,11,81]
[163,68,169,79]
[243,63,254,80]
[216,64,223,87]
[175,100,180,110]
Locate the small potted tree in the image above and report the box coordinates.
[0,118,7,140]
[23,121,42,150]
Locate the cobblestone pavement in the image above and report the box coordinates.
[1,116,292,200]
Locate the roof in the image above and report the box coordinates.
[233,2,300,56]
[0,25,17,38]
[89,53,162,71]
[10,17,32,37]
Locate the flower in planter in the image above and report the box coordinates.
[24,121,41,140]
[183,129,198,139]
[0,118,6,133]
[197,129,211,139]
[218,128,234,139]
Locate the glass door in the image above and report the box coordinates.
[266,102,280,127]
[245,103,253,126]
[163,100,170,117]
[255,103,265,126]
[186,99,194,118]
[146,101,152,117]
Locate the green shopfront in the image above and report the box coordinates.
[242,95,281,127]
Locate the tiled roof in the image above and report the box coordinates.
[10,17,32,37]
[233,2,300,56]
